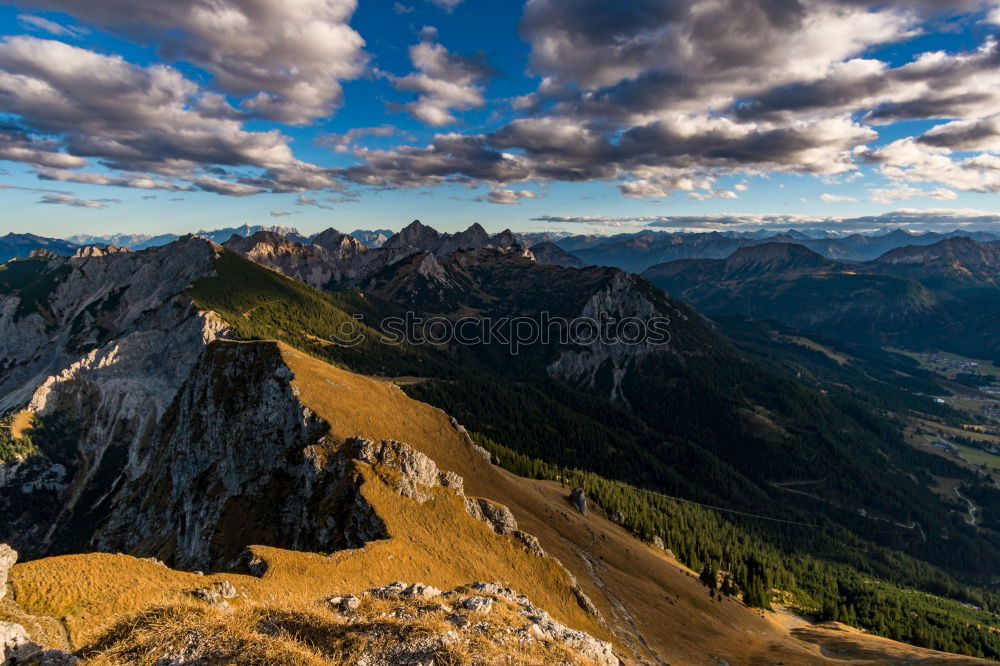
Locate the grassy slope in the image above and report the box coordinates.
[12,342,992,665]
[188,250,1000,658]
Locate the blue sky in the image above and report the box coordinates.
[1,0,1000,238]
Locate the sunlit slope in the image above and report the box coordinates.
[8,341,993,665]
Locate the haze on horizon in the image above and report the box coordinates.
[1,0,1000,237]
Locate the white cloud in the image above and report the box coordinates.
[821,193,859,202]
[17,14,84,38]
[479,188,539,204]
[863,138,1000,193]
[0,37,339,195]
[389,35,490,126]
[318,125,402,153]
[22,0,367,124]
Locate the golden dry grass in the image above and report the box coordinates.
[8,341,996,665]
[9,343,600,652]
[9,409,34,438]
[77,593,597,666]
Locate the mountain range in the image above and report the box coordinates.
[3,222,1000,663]
[6,225,1000,273]
[644,236,1000,361]
[530,228,1000,273]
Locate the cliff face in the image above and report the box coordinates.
[546,271,671,400]
[0,238,227,557]
[223,231,344,290]
[95,341,390,570]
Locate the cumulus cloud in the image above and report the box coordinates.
[38,193,118,208]
[4,0,1000,204]
[19,0,367,124]
[862,138,1000,193]
[333,0,998,198]
[821,193,859,202]
[0,36,339,195]
[388,33,491,126]
[318,125,403,153]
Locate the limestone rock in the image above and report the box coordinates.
[368,581,407,598]
[403,583,441,599]
[0,544,15,601]
[570,488,588,514]
[214,580,238,599]
[1,621,38,664]
[461,596,493,613]
[513,530,546,557]
[347,438,450,503]
[327,594,361,615]
[573,586,600,616]
[464,497,517,535]
[192,587,231,611]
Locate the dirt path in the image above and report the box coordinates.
[955,487,979,526]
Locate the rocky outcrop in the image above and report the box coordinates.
[96,581,614,666]
[223,231,343,289]
[1,621,36,665]
[546,271,669,402]
[570,488,588,515]
[348,437,463,502]
[358,580,617,665]
[0,237,227,557]
[94,342,388,570]
[453,582,618,665]
[0,544,14,600]
[464,497,546,557]
[0,605,77,666]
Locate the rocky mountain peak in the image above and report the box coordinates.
[491,229,518,248]
[311,227,368,261]
[384,220,441,251]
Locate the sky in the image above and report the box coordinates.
[1,0,1000,239]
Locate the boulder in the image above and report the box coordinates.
[462,596,493,613]
[368,581,407,598]
[214,580,238,599]
[1,621,38,664]
[464,497,517,535]
[570,488,587,514]
[191,587,231,611]
[327,594,361,615]
[403,583,442,599]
